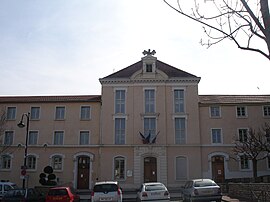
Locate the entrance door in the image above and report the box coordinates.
[77,156,90,189]
[211,156,225,183]
[144,157,157,182]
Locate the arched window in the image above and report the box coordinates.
[114,156,125,180]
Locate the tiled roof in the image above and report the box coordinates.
[1,95,269,105]
[101,60,199,79]
[199,95,270,104]
[0,95,101,103]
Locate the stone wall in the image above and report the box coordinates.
[228,183,270,202]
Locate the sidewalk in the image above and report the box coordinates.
[222,195,252,202]
[222,195,240,202]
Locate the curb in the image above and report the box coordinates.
[222,195,240,202]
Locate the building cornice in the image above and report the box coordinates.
[99,77,200,85]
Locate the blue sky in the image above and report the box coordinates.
[0,0,269,96]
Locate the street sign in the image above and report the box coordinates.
[21,169,26,176]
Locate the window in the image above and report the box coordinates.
[267,156,270,169]
[114,156,125,180]
[266,128,270,143]
[27,155,36,170]
[146,64,153,72]
[28,131,38,145]
[211,128,222,144]
[80,131,90,145]
[237,106,247,117]
[144,117,156,142]
[30,107,40,120]
[54,131,64,145]
[115,90,126,114]
[263,106,270,117]
[210,106,221,118]
[115,118,125,144]
[176,156,187,180]
[52,155,63,171]
[55,106,65,120]
[174,89,184,113]
[145,89,155,113]
[238,128,248,142]
[240,155,250,170]
[6,107,16,120]
[175,118,186,144]
[0,155,11,169]
[4,131,14,145]
[80,106,91,120]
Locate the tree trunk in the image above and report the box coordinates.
[260,0,270,59]
[252,159,258,182]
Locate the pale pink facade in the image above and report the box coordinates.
[0,52,270,190]
[0,96,101,189]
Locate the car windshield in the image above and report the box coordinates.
[194,181,216,187]
[94,184,118,192]
[9,189,26,197]
[11,184,18,189]
[145,184,165,191]
[48,189,68,196]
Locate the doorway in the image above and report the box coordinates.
[77,156,90,189]
[211,156,225,183]
[144,157,157,182]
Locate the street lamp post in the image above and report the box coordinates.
[17,112,30,189]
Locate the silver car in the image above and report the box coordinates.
[136,182,170,202]
[0,182,17,200]
[181,179,222,202]
[91,181,122,202]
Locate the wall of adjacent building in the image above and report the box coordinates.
[199,102,270,180]
[0,100,101,188]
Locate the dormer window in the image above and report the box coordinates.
[141,49,157,77]
[146,64,153,72]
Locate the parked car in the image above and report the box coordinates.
[91,181,122,202]
[136,182,170,202]
[181,179,222,202]
[2,188,45,202]
[45,187,80,202]
[0,182,18,201]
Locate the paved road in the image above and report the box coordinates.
[80,199,182,202]
[80,194,245,202]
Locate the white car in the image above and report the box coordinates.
[136,182,170,202]
[0,182,17,200]
[91,181,122,202]
[181,179,222,202]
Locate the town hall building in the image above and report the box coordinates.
[0,50,270,190]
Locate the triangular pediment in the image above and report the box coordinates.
[99,52,200,84]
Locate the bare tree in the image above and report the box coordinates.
[163,0,270,60]
[233,123,270,181]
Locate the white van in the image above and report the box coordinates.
[0,181,17,200]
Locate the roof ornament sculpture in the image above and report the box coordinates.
[142,49,156,56]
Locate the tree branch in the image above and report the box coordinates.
[163,0,270,60]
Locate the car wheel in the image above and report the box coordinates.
[182,195,187,202]
[188,196,194,202]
